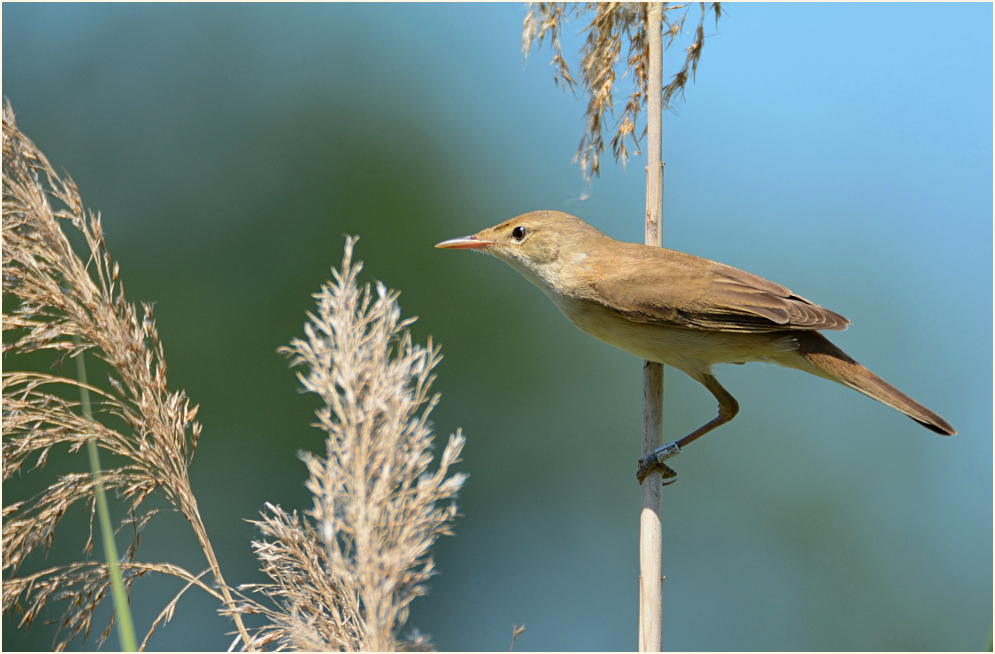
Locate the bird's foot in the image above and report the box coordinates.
[637,441,681,485]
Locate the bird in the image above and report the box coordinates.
[436,210,956,483]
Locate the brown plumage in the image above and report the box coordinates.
[437,210,956,480]
[793,331,954,435]
[590,243,851,332]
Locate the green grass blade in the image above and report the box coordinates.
[75,345,138,652]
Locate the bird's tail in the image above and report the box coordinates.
[789,331,956,435]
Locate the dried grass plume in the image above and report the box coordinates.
[229,237,466,651]
[2,99,254,649]
[3,101,464,651]
[523,2,723,182]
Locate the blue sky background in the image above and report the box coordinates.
[3,3,991,651]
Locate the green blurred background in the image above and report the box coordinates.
[3,3,991,651]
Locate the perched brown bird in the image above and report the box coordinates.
[437,210,955,483]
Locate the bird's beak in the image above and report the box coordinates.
[435,235,495,250]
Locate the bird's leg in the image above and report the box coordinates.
[637,373,740,484]
[676,373,740,448]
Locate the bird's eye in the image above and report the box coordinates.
[512,226,527,241]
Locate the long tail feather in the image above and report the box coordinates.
[793,332,956,435]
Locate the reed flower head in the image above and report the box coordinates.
[2,99,226,649]
[523,2,723,182]
[4,98,463,651]
[232,238,466,651]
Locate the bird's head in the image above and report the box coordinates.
[436,211,607,282]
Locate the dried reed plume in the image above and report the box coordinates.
[1,100,253,649]
[523,2,722,181]
[230,237,466,651]
[3,102,466,651]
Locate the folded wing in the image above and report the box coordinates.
[593,246,850,333]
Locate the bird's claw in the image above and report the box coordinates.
[637,441,682,485]
[637,459,678,485]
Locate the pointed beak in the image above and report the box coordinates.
[435,235,495,250]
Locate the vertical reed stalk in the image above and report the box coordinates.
[639,4,665,651]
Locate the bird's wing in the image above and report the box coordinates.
[592,246,850,333]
